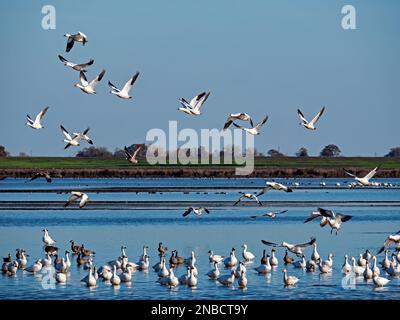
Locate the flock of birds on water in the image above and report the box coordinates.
[1,30,399,295]
[2,228,400,290]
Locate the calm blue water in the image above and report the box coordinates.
[0,178,399,300]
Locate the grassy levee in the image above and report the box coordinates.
[0,156,399,178]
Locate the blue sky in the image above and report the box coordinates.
[0,0,399,156]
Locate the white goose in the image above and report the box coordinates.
[232,115,268,135]
[207,262,220,279]
[297,106,325,130]
[224,248,238,268]
[242,244,255,261]
[363,262,373,280]
[254,255,272,274]
[234,262,247,278]
[120,266,133,283]
[323,254,334,268]
[7,261,18,275]
[17,251,28,269]
[270,249,279,266]
[60,125,93,149]
[371,256,380,276]
[111,265,121,286]
[313,208,353,235]
[351,257,365,276]
[25,260,42,273]
[311,242,321,262]
[41,254,52,268]
[319,259,332,274]
[178,91,210,115]
[64,191,89,208]
[343,166,380,187]
[373,274,390,287]
[217,271,235,287]
[26,107,49,130]
[158,257,169,278]
[358,254,367,267]
[187,267,198,287]
[56,271,67,283]
[223,113,253,130]
[283,269,299,286]
[75,70,106,94]
[208,250,224,264]
[99,265,112,281]
[64,31,88,52]
[139,245,149,262]
[237,271,247,288]
[58,55,94,72]
[81,266,96,287]
[342,255,351,274]
[42,229,56,246]
[108,72,140,99]
[380,250,391,269]
[138,255,149,271]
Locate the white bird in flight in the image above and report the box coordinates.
[233,192,263,206]
[343,166,380,186]
[182,207,210,217]
[124,145,143,164]
[74,70,106,94]
[108,72,140,99]
[251,210,288,219]
[178,92,210,115]
[297,107,325,130]
[60,125,93,149]
[64,191,89,208]
[261,237,316,257]
[58,55,94,72]
[256,181,293,197]
[377,230,400,254]
[223,113,253,130]
[304,208,353,235]
[26,107,49,130]
[64,32,88,52]
[232,115,268,135]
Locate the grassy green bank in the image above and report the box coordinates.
[0,157,399,178]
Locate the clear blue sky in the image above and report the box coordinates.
[0,0,399,156]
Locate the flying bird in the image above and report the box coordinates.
[304,210,329,227]
[377,230,400,254]
[60,125,93,149]
[182,207,210,217]
[64,32,88,52]
[316,208,353,235]
[297,107,325,130]
[58,55,94,72]
[223,113,253,130]
[64,191,89,208]
[256,181,293,197]
[343,166,380,186]
[74,70,106,94]
[261,238,316,257]
[29,172,52,183]
[108,72,140,99]
[233,193,263,206]
[232,115,268,135]
[178,91,210,115]
[26,107,49,130]
[124,145,143,164]
[251,210,288,219]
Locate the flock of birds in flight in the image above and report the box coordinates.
[3,30,399,294]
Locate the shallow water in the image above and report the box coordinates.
[0,178,399,300]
